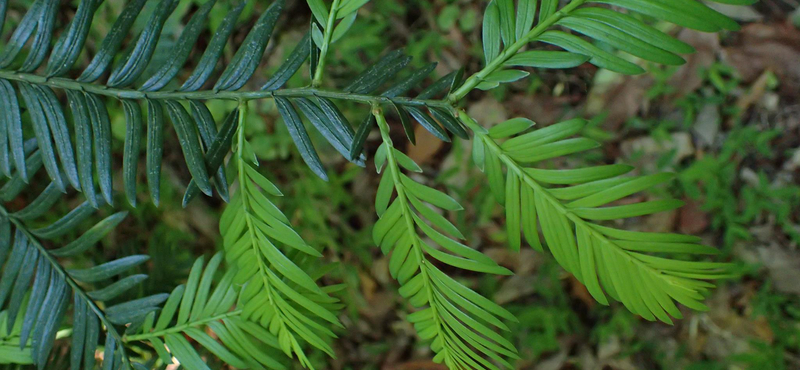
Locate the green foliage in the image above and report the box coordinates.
[646,61,799,249]
[372,109,518,369]
[451,0,753,100]
[0,190,159,370]
[126,253,288,370]
[0,305,32,365]
[221,104,343,367]
[0,0,757,368]
[680,125,800,248]
[465,114,731,324]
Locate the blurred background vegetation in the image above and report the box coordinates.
[3,0,800,369]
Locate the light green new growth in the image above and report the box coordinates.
[373,108,518,369]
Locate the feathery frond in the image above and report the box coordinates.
[461,112,732,324]
[125,253,288,370]
[450,0,755,99]
[0,0,457,208]
[0,0,306,208]
[0,183,160,370]
[371,108,518,369]
[220,103,343,369]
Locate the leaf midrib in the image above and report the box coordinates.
[122,310,242,342]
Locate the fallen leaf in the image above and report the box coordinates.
[406,124,443,165]
[587,70,653,130]
[723,22,800,91]
[693,104,720,148]
[620,132,695,171]
[669,29,721,96]
[360,271,377,302]
[757,244,800,295]
[568,275,595,309]
[642,208,679,233]
[678,199,710,235]
[466,97,508,125]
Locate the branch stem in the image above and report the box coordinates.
[123,310,242,342]
[0,70,448,108]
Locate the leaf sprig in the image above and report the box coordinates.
[462,112,731,324]
[308,0,371,86]
[220,103,343,369]
[0,193,161,370]
[450,0,754,100]
[0,0,375,210]
[124,254,288,370]
[372,108,518,370]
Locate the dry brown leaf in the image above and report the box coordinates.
[679,199,710,234]
[568,275,596,309]
[723,22,800,91]
[360,271,378,302]
[756,245,800,295]
[406,124,443,165]
[669,29,721,96]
